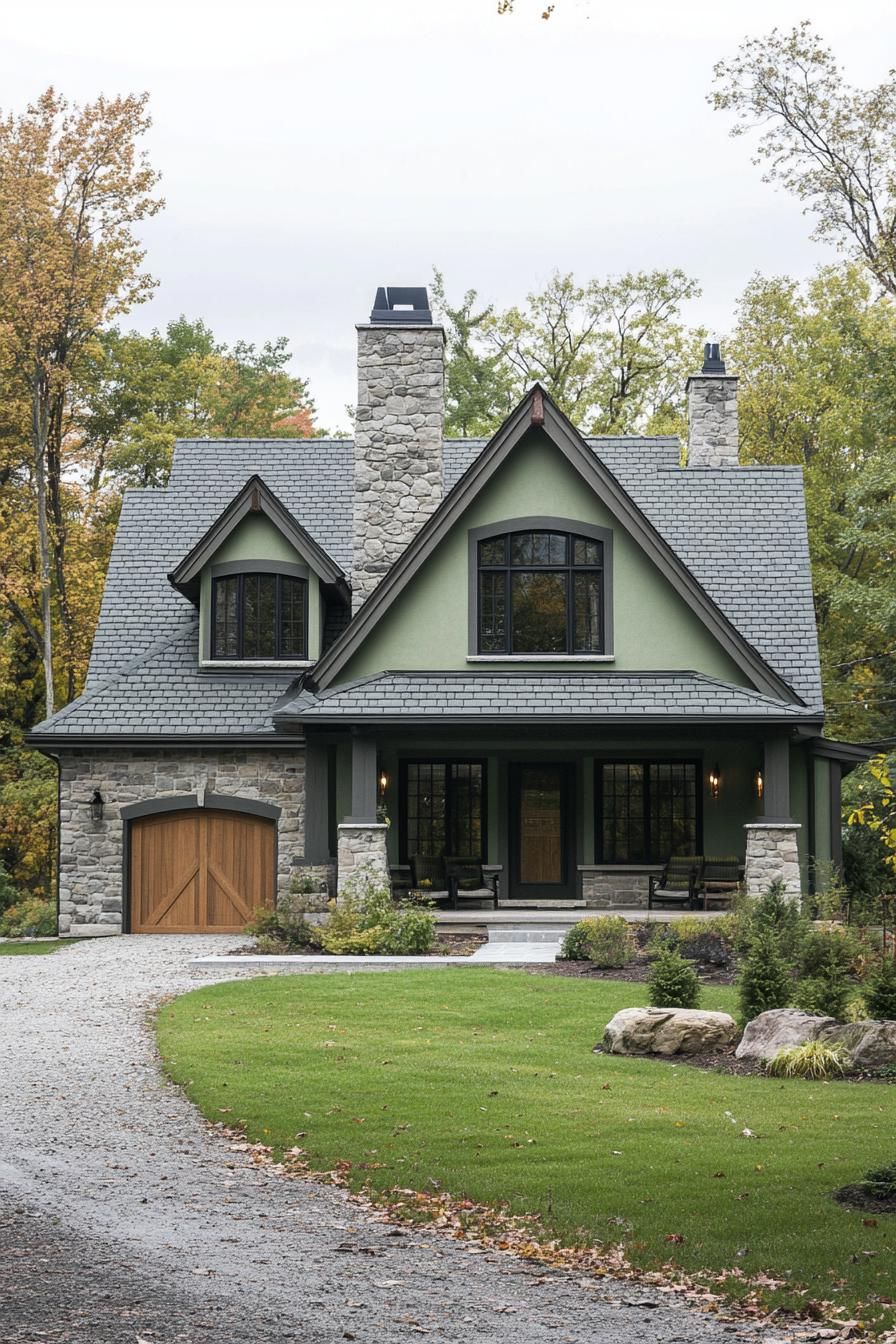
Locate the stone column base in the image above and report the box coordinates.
[336,823,390,893]
[743,823,802,901]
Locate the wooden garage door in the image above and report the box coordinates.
[130,809,275,933]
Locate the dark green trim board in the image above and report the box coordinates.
[168,474,347,602]
[310,386,800,705]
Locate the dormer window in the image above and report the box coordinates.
[477,529,605,655]
[212,573,308,660]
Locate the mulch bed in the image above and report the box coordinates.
[228,931,488,957]
[525,953,736,986]
[832,1184,896,1213]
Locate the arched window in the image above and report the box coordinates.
[212,573,308,660]
[476,528,605,655]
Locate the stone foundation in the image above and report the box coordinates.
[743,823,802,901]
[336,823,390,892]
[289,860,336,912]
[579,867,657,909]
[57,748,305,934]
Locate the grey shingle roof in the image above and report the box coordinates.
[273,671,816,725]
[33,426,821,740]
[34,621,296,738]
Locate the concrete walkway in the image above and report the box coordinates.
[0,936,762,1344]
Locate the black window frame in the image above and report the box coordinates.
[595,758,702,864]
[476,529,605,655]
[398,758,488,864]
[211,571,309,661]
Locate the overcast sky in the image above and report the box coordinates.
[2,0,894,429]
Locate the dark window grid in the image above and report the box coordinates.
[595,760,701,864]
[211,573,308,660]
[478,531,604,655]
[399,759,487,864]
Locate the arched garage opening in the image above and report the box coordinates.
[123,797,278,933]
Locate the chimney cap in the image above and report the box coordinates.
[370,286,432,324]
[701,341,726,374]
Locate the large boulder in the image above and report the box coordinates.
[736,1009,896,1070]
[735,1009,838,1062]
[822,1020,896,1071]
[602,1007,738,1057]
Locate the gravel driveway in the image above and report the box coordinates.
[0,937,764,1344]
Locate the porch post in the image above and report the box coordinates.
[744,733,801,902]
[337,732,389,893]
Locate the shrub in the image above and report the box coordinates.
[0,861,19,915]
[737,881,809,964]
[766,1040,849,1079]
[559,916,635,967]
[842,822,891,924]
[648,948,701,1009]
[315,864,436,956]
[244,902,317,952]
[799,927,861,978]
[845,995,868,1023]
[864,958,896,1021]
[738,929,792,1022]
[677,927,733,967]
[648,916,735,967]
[0,897,56,938]
[795,971,850,1021]
[860,1160,896,1200]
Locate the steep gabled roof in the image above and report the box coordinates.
[168,474,348,603]
[310,386,800,705]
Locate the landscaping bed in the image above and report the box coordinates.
[229,929,487,958]
[158,968,896,1334]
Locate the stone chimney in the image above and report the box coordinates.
[352,286,445,612]
[686,342,739,467]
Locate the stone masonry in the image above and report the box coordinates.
[743,823,802,901]
[580,867,655,908]
[57,748,305,934]
[686,368,739,468]
[352,323,445,612]
[336,823,390,893]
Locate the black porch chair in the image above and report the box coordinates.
[648,855,701,911]
[697,856,741,910]
[409,854,452,905]
[445,856,499,910]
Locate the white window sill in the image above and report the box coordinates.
[466,654,615,664]
[200,660,314,670]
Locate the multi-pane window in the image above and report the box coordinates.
[477,530,604,654]
[400,760,485,861]
[211,573,307,660]
[598,761,699,863]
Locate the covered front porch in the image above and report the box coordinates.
[298,719,854,908]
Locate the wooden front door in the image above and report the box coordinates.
[508,763,576,901]
[130,809,275,933]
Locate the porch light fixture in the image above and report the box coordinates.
[755,769,764,801]
[89,789,105,822]
[378,770,388,797]
[708,765,721,801]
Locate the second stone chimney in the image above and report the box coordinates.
[352,286,445,612]
[686,342,739,468]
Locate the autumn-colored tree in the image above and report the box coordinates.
[0,87,163,714]
[712,23,896,296]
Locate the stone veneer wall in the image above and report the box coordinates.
[57,748,305,934]
[352,324,445,612]
[743,823,802,901]
[580,867,655,909]
[336,823,390,893]
[686,372,739,468]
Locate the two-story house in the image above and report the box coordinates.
[30,286,865,935]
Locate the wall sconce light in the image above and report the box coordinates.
[708,765,721,801]
[378,770,388,797]
[755,769,764,801]
[89,788,105,822]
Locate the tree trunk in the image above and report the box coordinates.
[47,389,74,703]
[31,368,54,719]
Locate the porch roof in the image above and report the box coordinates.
[273,670,820,728]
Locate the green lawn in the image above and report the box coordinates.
[157,970,896,1331]
[0,939,81,956]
